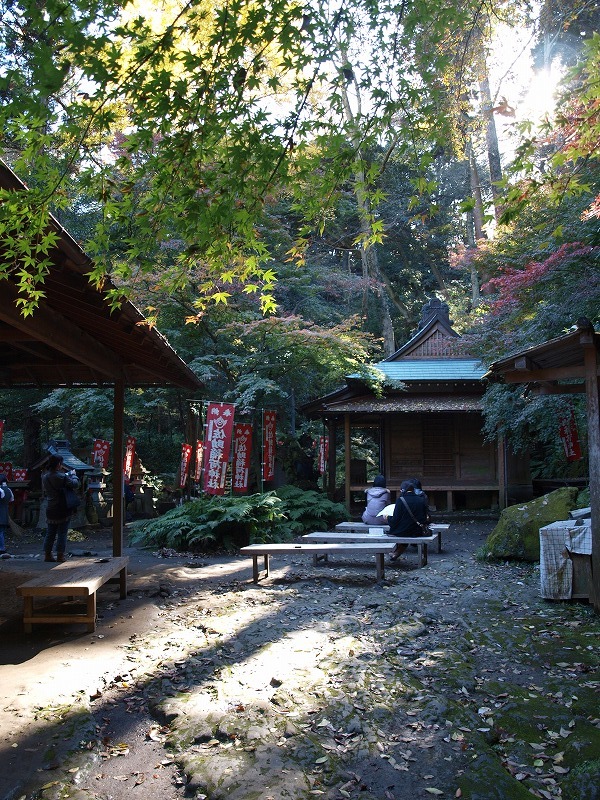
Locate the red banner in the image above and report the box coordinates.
[318,436,329,474]
[12,468,28,481]
[0,462,12,479]
[232,423,253,493]
[92,438,110,469]
[203,402,235,495]
[179,443,193,489]
[0,420,4,448]
[124,436,136,479]
[194,439,204,483]
[262,410,276,482]
[558,406,582,462]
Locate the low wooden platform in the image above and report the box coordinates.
[16,556,128,633]
[240,542,397,583]
[334,522,449,552]
[304,531,439,567]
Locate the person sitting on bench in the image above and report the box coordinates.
[362,474,391,525]
[388,480,429,561]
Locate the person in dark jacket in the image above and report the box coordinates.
[42,455,79,562]
[0,473,14,555]
[388,479,429,561]
[362,474,391,525]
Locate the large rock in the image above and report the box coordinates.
[480,487,579,562]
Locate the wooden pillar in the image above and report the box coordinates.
[344,415,351,511]
[327,417,336,500]
[112,379,125,558]
[582,335,600,612]
[498,435,507,510]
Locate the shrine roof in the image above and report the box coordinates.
[369,359,485,382]
[317,394,483,413]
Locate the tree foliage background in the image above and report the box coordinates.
[1,0,599,481]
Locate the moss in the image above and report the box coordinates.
[458,750,536,799]
[562,758,600,800]
[479,487,579,562]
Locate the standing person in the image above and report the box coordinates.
[0,473,14,556]
[42,455,79,563]
[388,479,429,561]
[362,474,391,525]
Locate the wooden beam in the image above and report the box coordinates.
[0,284,124,380]
[501,366,590,383]
[113,380,125,558]
[530,383,586,395]
[514,356,536,371]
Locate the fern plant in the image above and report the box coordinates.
[130,487,347,551]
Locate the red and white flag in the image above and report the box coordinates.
[262,410,276,482]
[194,440,204,483]
[558,406,582,462]
[203,402,235,495]
[179,443,193,488]
[124,436,136,479]
[318,436,329,474]
[0,462,12,479]
[92,438,110,469]
[12,468,28,481]
[232,423,253,493]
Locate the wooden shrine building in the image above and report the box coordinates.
[304,299,530,513]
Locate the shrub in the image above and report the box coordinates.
[129,487,348,551]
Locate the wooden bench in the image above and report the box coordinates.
[305,531,439,567]
[240,542,398,583]
[16,556,129,633]
[335,522,449,552]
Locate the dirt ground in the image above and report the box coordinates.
[1,520,599,800]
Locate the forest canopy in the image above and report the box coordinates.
[1,0,599,477]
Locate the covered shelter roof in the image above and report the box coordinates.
[486,318,600,613]
[0,161,201,391]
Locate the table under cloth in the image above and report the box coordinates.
[539,519,592,600]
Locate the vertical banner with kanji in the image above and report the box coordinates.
[179,443,193,489]
[558,406,582,462]
[262,410,276,482]
[0,420,4,449]
[92,438,110,469]
[318,436,329,475]
[194,440,204,483]
[124,436,136,479]
[203,402,235,495]
[232,423,253,493]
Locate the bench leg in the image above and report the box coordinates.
[86,593,97,633]
[419,544,428,567]
[251,555,270,583]
[119,567,127,598]
[376,553,385,581]
[437,532,442,553]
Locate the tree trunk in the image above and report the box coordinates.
[478,67,503,220]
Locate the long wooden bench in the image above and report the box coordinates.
[16,556,128,633]
[335,522,449,552]
[305,531,439,567]
[240,542,398,583]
